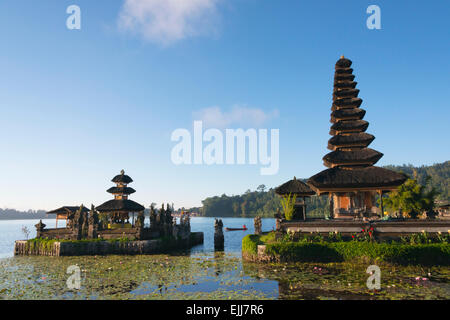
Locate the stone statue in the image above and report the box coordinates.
[214,218,224,251]
[135,211,145,229]
[149,204,157,228]
[275,208,282,232]
[72,205,84,240]
[165,203,173,226]
[35,220,46,238]
[254,216,262,235]
[88,204,99,239]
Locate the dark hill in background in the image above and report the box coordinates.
[0,208,48,220]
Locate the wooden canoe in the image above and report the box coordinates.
[225,227,248,231]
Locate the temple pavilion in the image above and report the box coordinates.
[275,177,316,220]
[307,56,407,219]
[96,170,145,227]
[47,205,89,228]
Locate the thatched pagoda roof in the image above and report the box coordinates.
[328,132,375,150]
[323,148,383,167]
[96,199,145,213]
[334,73,355,82]
[275,177,315,196]
[308,56,406,192]
[112,170,133,184]
[335,57,352,68]
[331,108,366,122]
[107,186,136,195]
[47,206,89,215]
[334,81,357,89]
[332,97,362,110]
[333,88,360,99]
[330,120,368,134]
[308,166,407,191]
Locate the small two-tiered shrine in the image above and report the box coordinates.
[96,170,145,226]
[308,56,407,219]
[275,177,316,220]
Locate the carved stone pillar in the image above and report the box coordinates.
[135,211,145,239]
[35,220,46,239]
[88,205,99,239]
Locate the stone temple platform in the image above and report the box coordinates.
[279,220,450,239]
[14,232,204,257]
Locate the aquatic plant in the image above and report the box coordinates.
[280,193,297,221]
[21,226,30,240]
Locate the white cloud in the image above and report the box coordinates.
[118,0,220,45]
[193,105,279,128]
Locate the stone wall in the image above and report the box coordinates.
[279,220,450,240]
[14,232,204,256]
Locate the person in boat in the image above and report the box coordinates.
[243,225,247,229]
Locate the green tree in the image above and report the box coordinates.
[241,201,248,217]
[383,178,439,218]
[257,184,266,192]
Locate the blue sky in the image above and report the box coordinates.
[0,0,449,210]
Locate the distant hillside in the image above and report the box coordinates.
[0,208,48,220]
[198,161,449,218]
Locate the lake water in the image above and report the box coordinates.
[0,217,274,258]
[1,217,449,300]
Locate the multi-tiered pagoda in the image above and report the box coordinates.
[308,56,407,219]
[96,170,145,226]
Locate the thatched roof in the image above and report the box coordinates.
[328,132,375,150]
[335,56,352,68]
[47,206,89,215]
[331,108,366,122]
[112,170,133,184]
[335,67,353,74]
[323,148,383,167]
[334,73,355,82]
[308,166,407,190]
[330,120,369,135]
[96,199,145,213]
[309,56,405,192]
[334,88,360,99]
[332,97,362,110]
[107,186,136,195]
[334,81,357,89]
[275,177,315,196]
